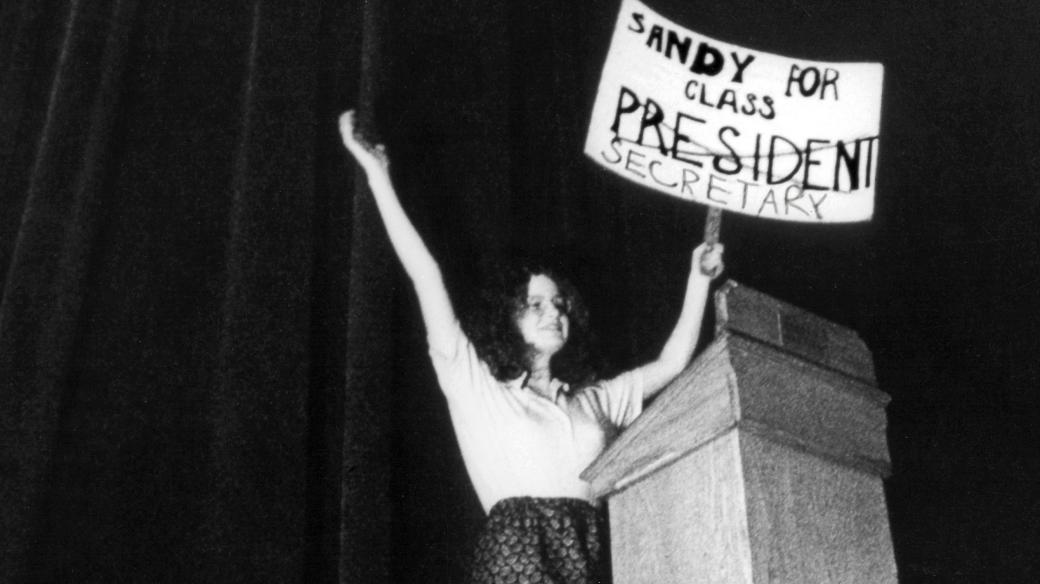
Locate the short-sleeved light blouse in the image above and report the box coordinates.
[429,320,644,513]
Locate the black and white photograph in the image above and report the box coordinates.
[1,1,1037,582]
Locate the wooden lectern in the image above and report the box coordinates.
[583,281,897,583]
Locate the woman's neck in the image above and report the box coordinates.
[525,359,555,400]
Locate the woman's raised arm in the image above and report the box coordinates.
[338,111,457,352]
[635,242,724,400]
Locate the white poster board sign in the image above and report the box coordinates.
[585,0,884,222]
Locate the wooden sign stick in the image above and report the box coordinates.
[700,207,723,277]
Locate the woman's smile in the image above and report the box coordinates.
[518,274,570,355]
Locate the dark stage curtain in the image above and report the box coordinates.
[0,0,396,581]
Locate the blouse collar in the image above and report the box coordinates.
[509,371,569,402]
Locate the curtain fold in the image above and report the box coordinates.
[206,0,320,579]
[1,0,138,577]
[338,0,393,579]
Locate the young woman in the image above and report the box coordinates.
[338,110,723,584]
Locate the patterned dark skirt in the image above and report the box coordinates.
[469,497,611,584]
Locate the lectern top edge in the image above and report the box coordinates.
[715,281,877,385]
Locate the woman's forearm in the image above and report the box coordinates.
[658,270,711,368]
[641,243,723,399]
[364,172,442,284]
[339,111,456,348]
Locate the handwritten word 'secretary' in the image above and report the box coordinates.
[601,142,831,220]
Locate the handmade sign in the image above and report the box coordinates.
[585,0,884,222]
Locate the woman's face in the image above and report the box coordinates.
[516,274,570,358]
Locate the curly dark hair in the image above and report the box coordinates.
[461,260,599,385]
